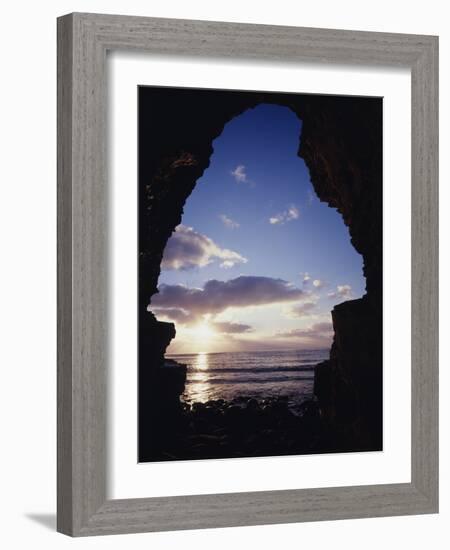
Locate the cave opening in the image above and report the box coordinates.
[150,103,365,409]
[138,86,383,461]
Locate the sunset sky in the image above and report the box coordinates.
[149,104,365,354]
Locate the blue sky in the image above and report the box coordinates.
[151,104,365,353]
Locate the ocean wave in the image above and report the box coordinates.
[186,375,314,385]
[188,365,316,374]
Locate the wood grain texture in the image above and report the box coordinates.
[57,12,439,536]
[410,37,439,506]
[57,13,74,535]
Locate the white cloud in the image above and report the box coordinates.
[302,273,326,290]
[328,284,353,300]
[220,260,237,269]
[269,205,300,225]
[161,225,247,271]
[219,214,240,229]
[230,164,248,183]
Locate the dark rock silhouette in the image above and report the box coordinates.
[138,312,187,460]
[138,87,382,460]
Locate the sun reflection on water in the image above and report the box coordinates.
[197,351,209,370]
[184,351,211,403]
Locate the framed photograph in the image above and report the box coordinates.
[57,13,438,536]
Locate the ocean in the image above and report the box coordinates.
[167,349,329,410]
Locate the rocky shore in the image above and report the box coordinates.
[140,394,368,463]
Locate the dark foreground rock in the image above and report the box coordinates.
[138,317,187,461]
[139,395,378,463]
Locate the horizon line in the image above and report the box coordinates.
[167,348,329,356]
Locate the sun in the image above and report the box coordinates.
[191,322,216,341]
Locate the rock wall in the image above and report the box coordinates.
[295,95,383,450]
[138,86,383,454]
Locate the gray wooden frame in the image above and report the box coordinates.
[57,12,438,537]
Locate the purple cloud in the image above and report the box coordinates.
[211,321,253,334]
[276,321,333,347]
[150,276,304,321]
[287,301,318,317]
[151,307,197,324]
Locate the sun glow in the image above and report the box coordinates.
[191,322,216,341]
